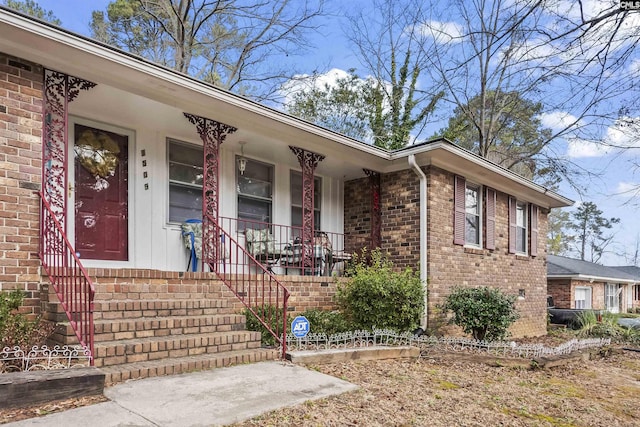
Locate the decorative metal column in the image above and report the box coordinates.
[184,113,237,267]
[364,169,381,249]
[289,146,325,273]
[42,69,96,228]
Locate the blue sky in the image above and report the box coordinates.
[31,0,640,265]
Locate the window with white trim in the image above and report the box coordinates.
[237,157,273,229]
[168,140,203,223]
[465,183,481,246]
[515,200,528,254]
[574,287,591,309]
[605,283,621,313]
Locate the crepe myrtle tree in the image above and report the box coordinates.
[440,286,519,341]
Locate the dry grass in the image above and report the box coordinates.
[234,347,640,427]
[2,341,639,426]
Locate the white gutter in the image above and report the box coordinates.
[408,154,428,329]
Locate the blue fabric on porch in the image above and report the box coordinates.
[181,219,202,272]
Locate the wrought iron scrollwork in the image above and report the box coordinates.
[289,146,325,272]
[42,69,96,228]
[184,113,237,265]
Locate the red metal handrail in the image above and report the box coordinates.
[37,192,95,364]
[218,217,360,277]
[204,214,290,358]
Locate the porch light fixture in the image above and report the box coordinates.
[238,141,247,175]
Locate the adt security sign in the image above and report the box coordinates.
[291,315,310,338]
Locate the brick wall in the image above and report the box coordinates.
[45,268,340,322]
[343,176,371,250]
[426,166,549,337]
[548,280,571,308]
[0,53,43,317]
[344,165,550,338]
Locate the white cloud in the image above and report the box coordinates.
[416,20,464,44]
[604,118,640,149]
[539,111,581,132]
[616,181,639,195]
[566,137,612,158]
[280,68,355,106]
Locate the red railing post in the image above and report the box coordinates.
[38,192,95,364]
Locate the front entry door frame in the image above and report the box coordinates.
[68,116,136,268]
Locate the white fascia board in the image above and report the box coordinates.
[0,9,389,159]
[392,141,574,208]
[548,274,638,284]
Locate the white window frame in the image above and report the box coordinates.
[605,283,621,313]
[167,139,203,224]
[464,182,482,247]
[515,200,528,254]
[574,286,592,309]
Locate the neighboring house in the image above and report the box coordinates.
[0,7,571,376]
[547,255,639,314]
[610,266,640,311]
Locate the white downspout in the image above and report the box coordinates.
[408,154,428,329]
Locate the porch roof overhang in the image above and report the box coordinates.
[0,8,572,209]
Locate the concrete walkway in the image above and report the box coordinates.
[5,361,358,427]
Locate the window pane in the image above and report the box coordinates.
[169,184,202,223]
[516,202,525,227]
[169,163,203,186]
[168,140,203,223]
[238,196,271,223]
[516,227,526,252]
[238,158,273,198]
[464,184,480,245]
[169,142,203,167]
[290,171,321,207]
[465,186,479,215]
[465,213,479,244]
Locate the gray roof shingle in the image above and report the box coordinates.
[547,255,638,282]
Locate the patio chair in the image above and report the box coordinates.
[245,228,281,272]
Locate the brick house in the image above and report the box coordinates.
[0,8,571,380]
[547,255,639,313]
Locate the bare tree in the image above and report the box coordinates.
[91,0,325,100]
[339,0,443,148]
[420,0,640,187]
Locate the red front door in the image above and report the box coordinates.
[74,124,129,261]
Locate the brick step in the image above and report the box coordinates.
[52,314,248,342]
[99,348,280,385]
[93,298,236,319]
[93,330,262,367]
[43,298,237,322]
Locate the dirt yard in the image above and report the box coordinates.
[234,347,640,427]
[2,345,639,426]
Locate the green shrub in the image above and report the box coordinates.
[0,290,54,349]
[301,309,352,336]
[243,305,291,347]
[575,310,640,343]
[335,248,424,332]
[440,286,519,341]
